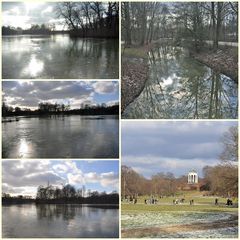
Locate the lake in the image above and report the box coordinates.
[3,204,119,238]
[2,115,119,158]
[123,45,238,119]
[2,34,119,79]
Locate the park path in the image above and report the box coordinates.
[205,40,238,47]
[123,202,226,206]
[122,39,238,47]
[121,214,238,238]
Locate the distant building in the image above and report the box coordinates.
[177,170,201,191]
[188,170,198,184]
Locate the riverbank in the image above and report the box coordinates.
[192,47,238,83]
[121,45,153,112]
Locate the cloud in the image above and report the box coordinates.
[2,160,119,196]
[123,155,217,178]
[122,121,237,177]
[106,100,119,106]
[2,2,55,29]
[41,6,53,15]
[2,160,65,196]
[100,172,119,189]
[92,82,118,94]
[3,81,119,109]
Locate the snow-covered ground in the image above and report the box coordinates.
[122,211,232,229]
[122,211,238,238]
[150,227,238,238]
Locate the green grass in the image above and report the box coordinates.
[122,47,148,59]
[132,191,237,204]
[121,203,238,213]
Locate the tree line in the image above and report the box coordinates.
[56,2,119,38]
[2,24,57,35]
[3,2,119,38]
[122,165,181,198]
[122,2,238,50]
[202,126,238,197]
[2,101,119,117]
[2,184,119,205]
[122,126,238,198]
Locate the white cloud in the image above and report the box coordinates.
[52,164,68,173]
[92,82,117,94]
[106,100,119,106]
[85,172,99,182]
[100,172,118,188]
[3,81,118,109]
[41,6,52,15]
[67,173,85,185]
[124,155,218,178]
[3,160,119,196]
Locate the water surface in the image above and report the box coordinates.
[2,115,119,158]
[3,204,119,238]
[123,45,237,119]
[2,34,118,79]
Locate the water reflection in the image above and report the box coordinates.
[3,204,119,238]
[123,45,238,119]
[2,35,118,79]
[22,54,44,77]
[18,139,29,157]
[2,115,119,158]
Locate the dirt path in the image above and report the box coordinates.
[122,214,238,238]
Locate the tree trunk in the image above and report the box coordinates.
[124,3,131,45]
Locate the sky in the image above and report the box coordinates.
[3,160,119,197]
[2,2,65,30]
[122,121,237,178]
[3,81,119,110]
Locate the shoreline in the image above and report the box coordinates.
[3,202,119,208]
[121,43,157,113]
[2,114,118,122]
[192,48,238,83]
[121,59,149,112]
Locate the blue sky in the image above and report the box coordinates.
[3,160,119,196]
[122,121,237,178]
[3,81,119,110]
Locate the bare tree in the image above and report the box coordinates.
[219,125,238,163]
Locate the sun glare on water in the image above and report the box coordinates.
[19,139,29,157]
[22,54,44,78]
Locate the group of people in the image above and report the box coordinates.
[173,198,185,205]
[215,198,233,206]
[144,198,158,205]
[123,196,234,206]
